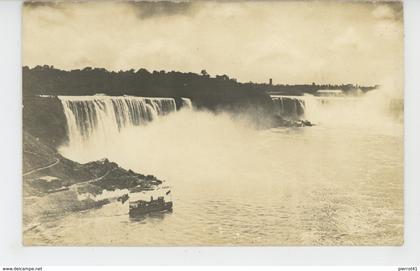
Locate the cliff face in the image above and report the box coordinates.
[23,96,68,148]
[23,130,162,196]
[23,128,163,228]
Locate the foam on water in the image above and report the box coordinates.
[25,90,403,245]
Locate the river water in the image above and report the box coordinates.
[24,93,404,245]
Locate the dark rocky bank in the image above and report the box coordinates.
[23,129,164,225]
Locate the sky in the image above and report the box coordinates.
[22,1,404,87]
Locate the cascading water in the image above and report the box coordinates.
[181,98,193,109]
[270,91,403,127]
[28,90,403,245]
[58,95,192,150]
[298,94,360,124]
[270,95,306,119]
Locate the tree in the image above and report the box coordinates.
[201,69,209,77]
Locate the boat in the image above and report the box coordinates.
[129,190,173,217]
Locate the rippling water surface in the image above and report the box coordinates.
[25,117,403,245]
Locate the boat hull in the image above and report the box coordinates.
[129,202,173,217]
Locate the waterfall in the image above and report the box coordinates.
[181,98,193,109]
[270,93,402,126]
[270,94,360,122]
[270,95,306,119]
[58,95,186,146]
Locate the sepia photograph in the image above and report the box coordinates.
[22,0,404,246]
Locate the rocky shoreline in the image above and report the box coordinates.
[22,91,313,227]
[23,130,164,227]
[272,115,313,128]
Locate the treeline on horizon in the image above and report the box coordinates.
[22,65,377,111]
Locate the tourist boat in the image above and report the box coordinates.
[128,189,173,217]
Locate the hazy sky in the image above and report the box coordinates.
[23,1,404,86]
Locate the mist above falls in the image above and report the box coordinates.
[56,90,402,192]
